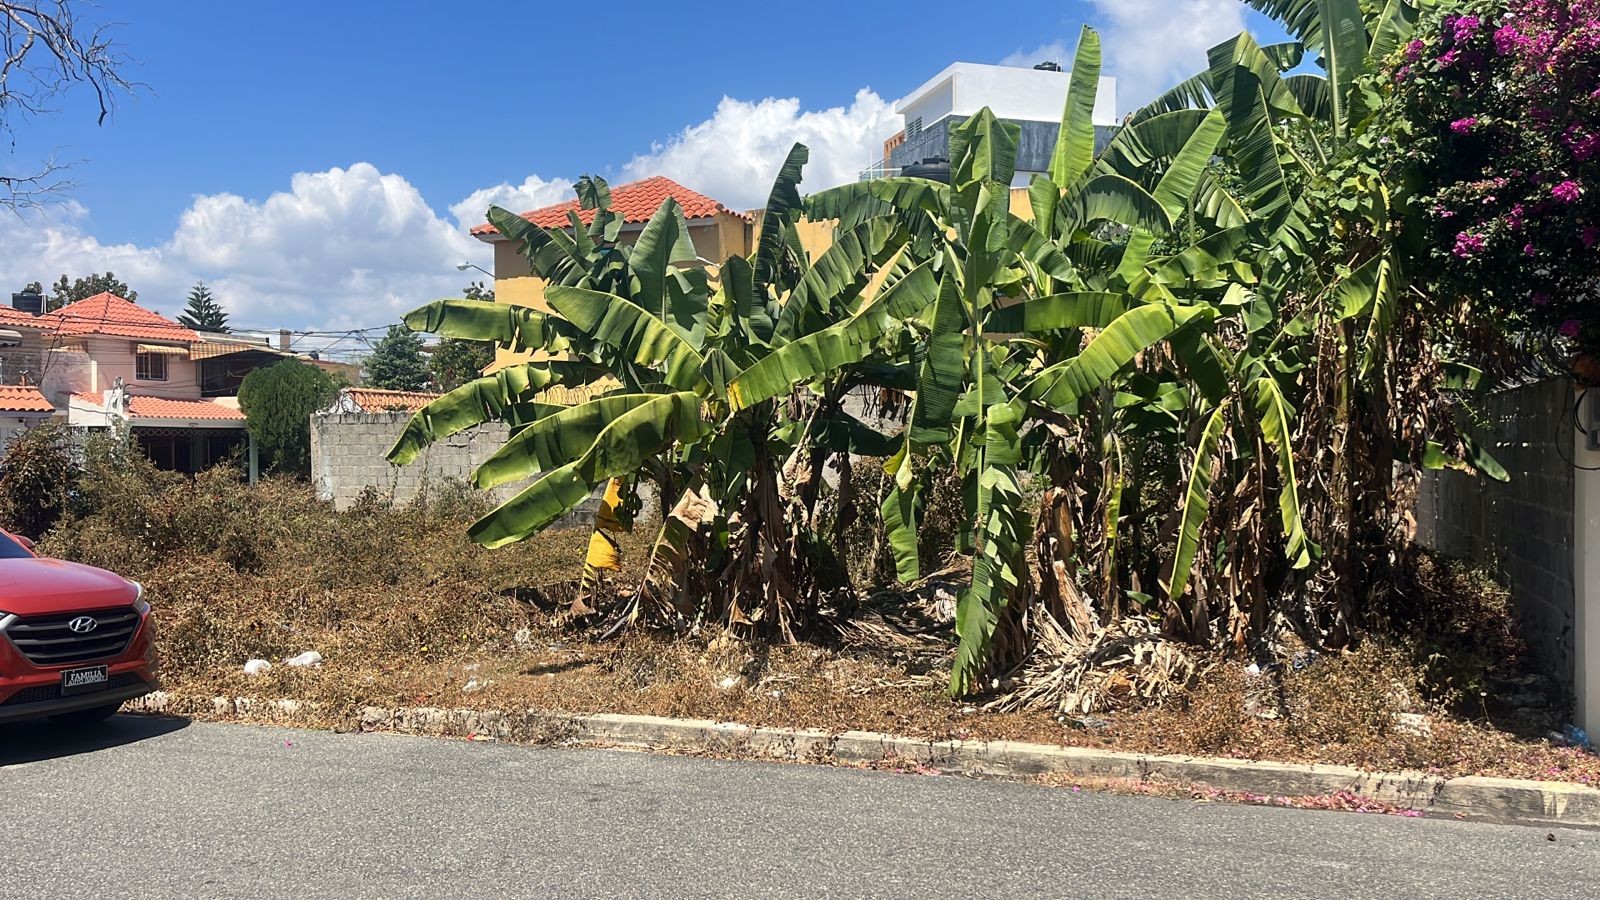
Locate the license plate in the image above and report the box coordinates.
[61,666,109,695]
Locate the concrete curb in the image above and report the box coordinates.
[128,692,1600,828]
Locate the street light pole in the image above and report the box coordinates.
[456,262,494,279]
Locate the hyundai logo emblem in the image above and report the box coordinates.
[67,616,99,634]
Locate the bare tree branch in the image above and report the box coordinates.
[0,1,131,211]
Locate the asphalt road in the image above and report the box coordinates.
[1,716,1595,899]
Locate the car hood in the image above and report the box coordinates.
[0,558,137,617]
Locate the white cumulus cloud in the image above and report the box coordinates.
[1089,0,1249,113]
[621,89,900,211]
[0,163,490,333]
[448,174,574,232]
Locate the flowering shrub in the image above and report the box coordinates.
[1390,0,1599,353]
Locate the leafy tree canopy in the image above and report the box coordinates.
[237,360,338,476]
[364,325,430,391]
[48,272,136,310]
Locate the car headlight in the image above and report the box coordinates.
[130,580,150,616]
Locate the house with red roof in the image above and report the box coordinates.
[0,291,291,473]
[469,176,754,371]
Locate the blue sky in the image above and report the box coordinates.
[2,0,1284,339]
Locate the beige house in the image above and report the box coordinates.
[471,176,756,371]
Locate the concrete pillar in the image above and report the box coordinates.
[1575,388,1600,733]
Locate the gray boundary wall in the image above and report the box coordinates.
[1414,378,1577,688]
[309,411,529,512]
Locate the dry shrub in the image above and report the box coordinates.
[36,457,590,685]
[1280,644,1425,745]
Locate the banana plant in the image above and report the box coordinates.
[388,150,937,639]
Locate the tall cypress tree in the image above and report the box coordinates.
[177,281,230,332]
[364,325,429,391]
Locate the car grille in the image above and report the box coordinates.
[0,672,148,707]
[2,606,142,666]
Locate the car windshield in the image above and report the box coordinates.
[0,533,35,559]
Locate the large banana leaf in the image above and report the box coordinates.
[984,292,1127,334]
[472,393,678,489]
[1062,174,1173,234]
[1284,74,1332,124]
[546,285,708,392]
[726,259,937,410]
[1167,401,1230,601]
[386,362,603,465]
[908,267,967,445]
[754,143,808,293]
[1241,0,1326,49]
[468,391,707,548]
[1319,0,1370,136]
[402,298,565,351]
[1096,109,1215,179]
[774,217,901,341]
[950,405,1028,696]
[1022,304,1216,411]
[950,108,1020,190]
[1151,108,1228,220]
[630,198,699,330]
[1251,374,1316,568]
[1048,25,1102,186]
[1129,70,1215,125]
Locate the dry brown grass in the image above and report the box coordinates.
[30,461,1600,787]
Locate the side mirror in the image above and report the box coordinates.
[15,535,35,552]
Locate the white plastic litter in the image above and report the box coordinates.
[462,679,484,693]
[243,659,272,675]
[284,650,324,668]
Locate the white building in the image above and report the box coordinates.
[870,61,1120,184]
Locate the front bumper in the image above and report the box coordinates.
[0,677,154,723]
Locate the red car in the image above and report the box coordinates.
[0,529,157,725]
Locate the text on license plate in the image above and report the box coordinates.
[61,666,109,693]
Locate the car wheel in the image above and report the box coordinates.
[49,703,123,727]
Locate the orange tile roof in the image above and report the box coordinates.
[38,292,199,343]
[0,306,48,329]
[0,385,55,414]
[127,396,246,421]
[344,388,440,413]
[470,175,744,237]
[70,392,245,421]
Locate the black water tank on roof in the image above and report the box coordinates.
[900,157,950,183]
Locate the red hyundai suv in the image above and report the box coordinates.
[0,529,157,726]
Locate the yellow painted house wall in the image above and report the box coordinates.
[488,213,752,371]
[487,185,1035,371]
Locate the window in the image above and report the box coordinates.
[136,350,169,381]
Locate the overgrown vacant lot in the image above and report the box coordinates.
[20,457,1597,786]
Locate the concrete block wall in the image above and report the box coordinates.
[310,411,539,513]
[1414,378,1577,686]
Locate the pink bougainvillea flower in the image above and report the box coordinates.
[1454,232,1486,257]
[1524,242,1538,257]
[1532,292,1551,306]
[1553,180,1582,202]
[1582,226,1600,249]
[1453,15,1481,41]
[1450,116,1478,134]
[1439,48,1459,67]
[1405,38,1425,61]
[1493,24,1526,54]
[1559,320,1582,338]
[1569,133,1600,162]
